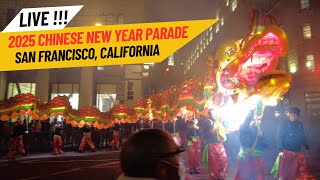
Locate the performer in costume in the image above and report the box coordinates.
[203,109,228,180]
[186,113,201,174]
[176,115,187,147]
[52,121,64,155]
[109,128,120,150]
[234,108,268,180]
[7,118,27,161]
[271,107,314,180]
[79,123,96,152]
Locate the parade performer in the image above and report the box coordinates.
[234,108,268,180]
[186,114,201,174]
[176,115,187,147]
[202,109,228,180]
[52,121,64,155]
[7,118,27,161]
[110,128,120,150]
[271,107,314,180]
[79,123,96,152]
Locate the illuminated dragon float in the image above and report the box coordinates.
[208,12,291,109]
[0,94,115,129]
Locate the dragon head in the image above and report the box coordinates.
[216,25,288,95]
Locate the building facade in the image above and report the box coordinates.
[0,0,148,110]
[266,0,320,147]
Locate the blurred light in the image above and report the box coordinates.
[144,62,154,67]
[143,65,149,69]
[166,67,170,72]
[142,72,149,77]
[284,83,290,88]
[290,66,297,73]
[269,78,276,86]
[97,66,104,70]
[306,61,312,68]
[168,54,175,66]
[95,23,102,26]
[221,94,262,131]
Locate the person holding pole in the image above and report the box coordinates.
[234,105,268,180]
[7,118,27,161]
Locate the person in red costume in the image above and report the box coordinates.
[203,109,228,180]
[234,107,268,180]
[79,123,96,152]
[274,107,314,180]
[186,113,201,174]
[176,115,187,148]
[110,128,120,150]
[7,118,27,161]
[52,121,64,155]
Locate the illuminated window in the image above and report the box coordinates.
[232,0,238,11]
[168,54,174,66]
[226,0,229,6]
[7,83,36,98]
[144,62,155,67]
[206,39,209,45]
[306,54,315,70]
[203,43,206,50]
[210,33,213,41]
[200,39,203,45]
[51,84,79,109]
[96,84,117,112]
[97,67,104,70]
[221,18,224,26]
[197,52,199,58]
[290,66,297,73]
[118,15,124,24]
[200,47,203,53]
[287,49,299,73]
[300,0,309,9]
[143,65,149,69]
[209,26,212,31]
[303,24,311,39]
[216,23,220,33]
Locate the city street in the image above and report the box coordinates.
[1,149,320,180]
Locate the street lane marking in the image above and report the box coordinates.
[90,161,120,168]
[19,159,119,164]
[18,161,120,180]
[20,168,81,180]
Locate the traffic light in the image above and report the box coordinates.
[127,81,134,100]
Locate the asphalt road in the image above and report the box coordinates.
[1,151,122,180]
[1,150,320,180]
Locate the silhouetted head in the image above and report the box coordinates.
[120,129,184,180]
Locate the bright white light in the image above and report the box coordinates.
[97,66,104,70]
[95,23,102,26]
[219,94,262,132]
[306,61,311,68]
[143,65,149,69]
[290,66,297,73]
[142,72,149,77]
